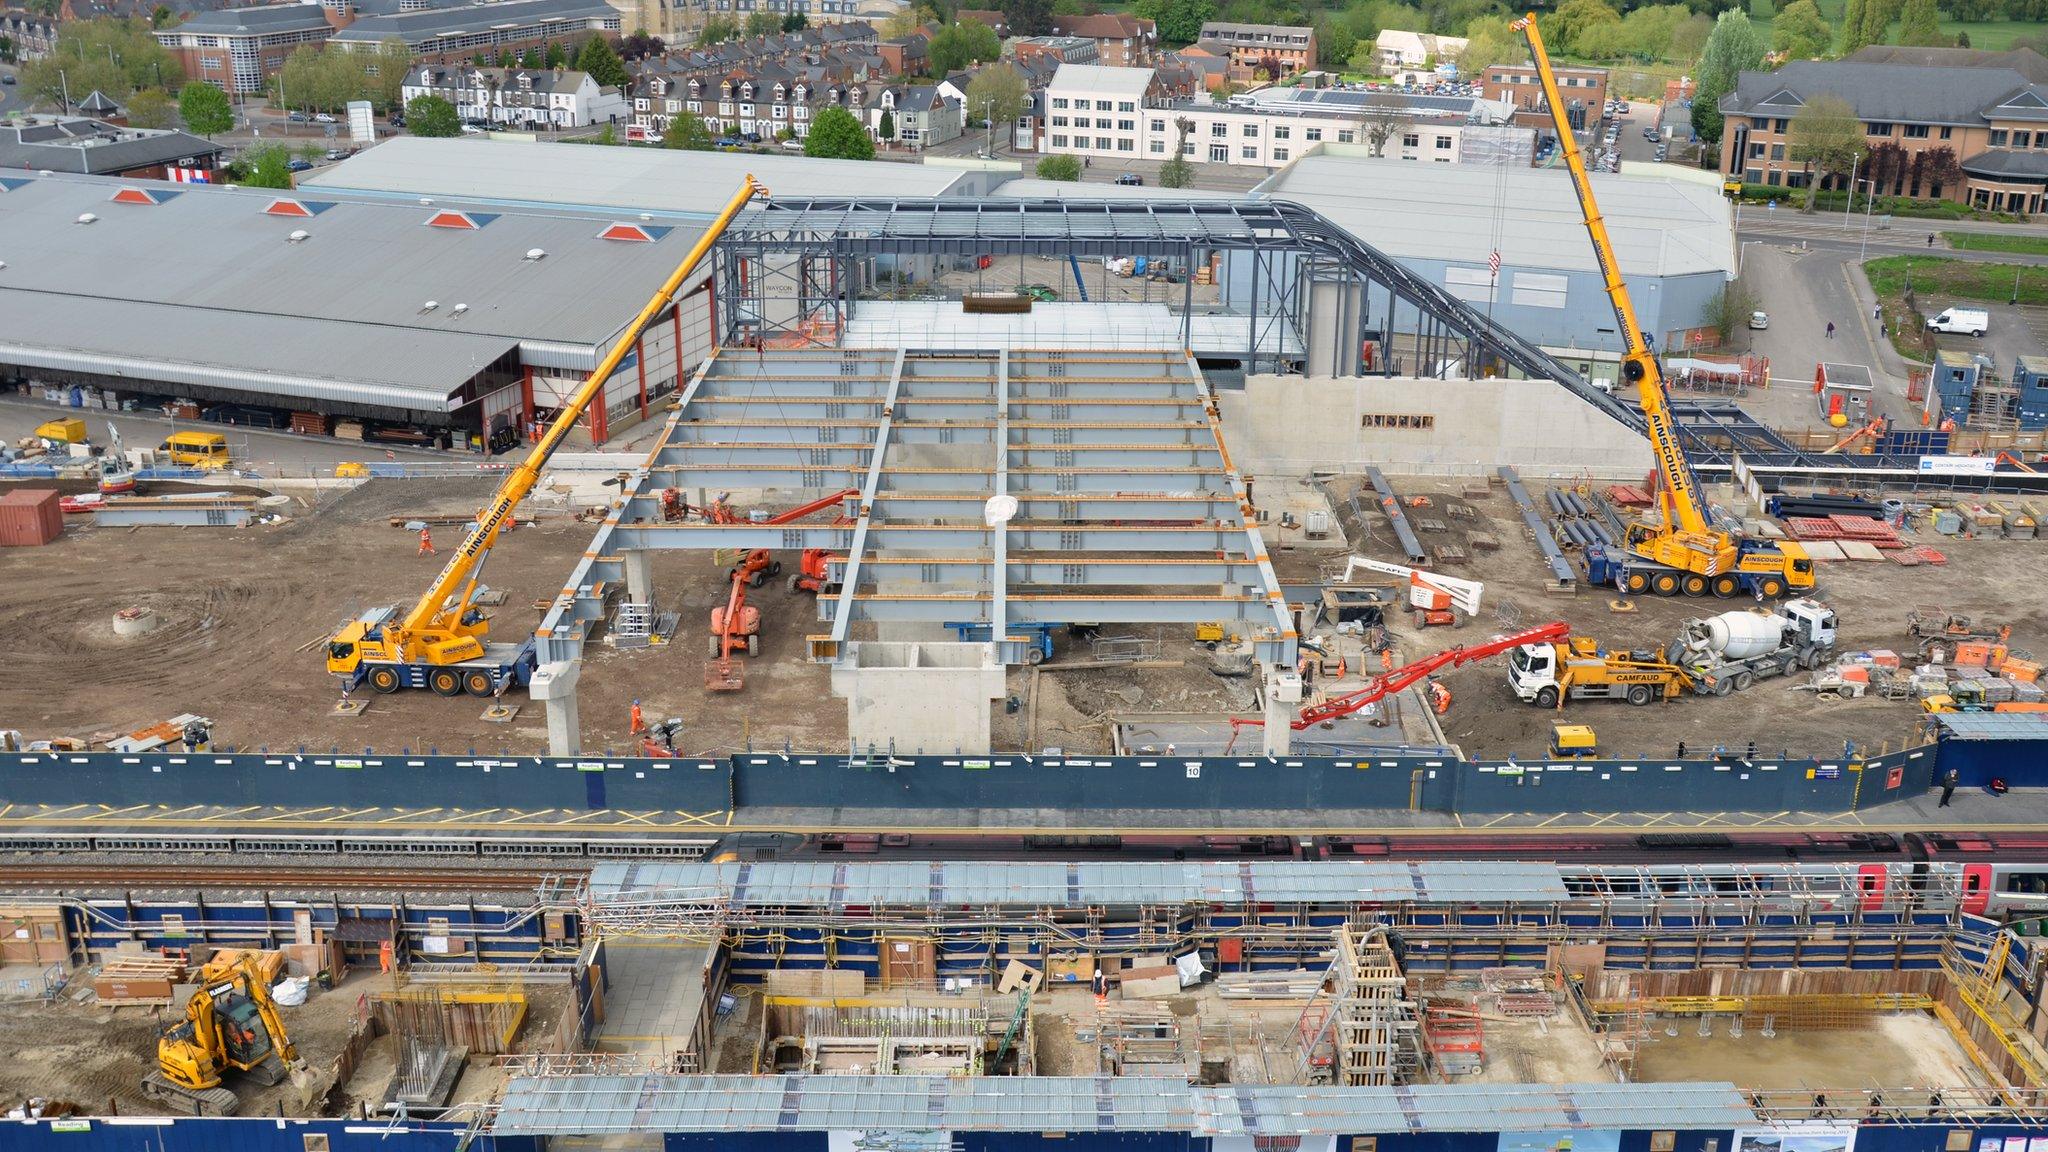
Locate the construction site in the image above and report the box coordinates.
[8,14,2048,1152]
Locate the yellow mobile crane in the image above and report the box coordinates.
[327,176,768,696]
[1512,15,1814,600]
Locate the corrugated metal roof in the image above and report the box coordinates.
[0,172,707,355]
[585,860,1569,906]
[301,136,971,218]
[493,1077,1754,1134]
[1936,712,2048,740]
[1263,154,1735,279]
[0,287,510,410]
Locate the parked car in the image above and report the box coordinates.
[313,112,336,123]
[741,131,762,143]
[287,111,309,122]
[0,74,15,85]
[324,148,349,161]
[1928,307,1989,336]
[458,124,484,135]
[285,158,314,172]
[1749,310,1770,330]
[1115,173,1143,186]
[780,138,803,149]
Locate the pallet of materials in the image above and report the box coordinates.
[1828,515,1903,547]
[95,954,187,1005]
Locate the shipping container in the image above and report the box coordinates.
[0,488,64,546]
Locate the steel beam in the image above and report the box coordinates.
[613,522,1256,553]
[641,465,1234,492]
[831,556,1274,585]
[1187,352,1296,666]
[818,593,1280,625]
[859,493,1243,519]
[826,347,907,653]
[991,348,1011,661]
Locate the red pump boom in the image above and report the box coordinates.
[1237,621,1572,734]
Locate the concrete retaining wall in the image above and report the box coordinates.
[1218,373,1654,478]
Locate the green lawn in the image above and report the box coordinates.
[1749,0,2036,53]
[1944,232,2048,256]
[1866,255,2048,306]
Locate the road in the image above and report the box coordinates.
[0,396,456,475]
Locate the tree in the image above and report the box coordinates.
[1159,117,1194,188]
[1315,16,1354,66]
[1456,15,1521,78]
[1704,277,1759,342]
[744,10,783,35]
[236,144,296,189]
[1360,103,1411,156]
[1689,9,1764,145]
[520,46,545,67]
[964,62,1027,146]
[1897,0,1943,43]
[782,11,809,29]
[1789,93,1863,211]
[662,108,716,148]
[17,17,181,104]
[881,5,939,37]
[406,93,462,137]
[177,81,233,136]
[700,16,740,42]
[126,87,177,129]
[596,122,618,144]
[1668,12,1713,59]
[545,40,568,67]
[1001,0,1055,36]
[1132,0,1214,44]
[368,38,412,110]
[1840,0,1870,52]
[618,30,665,59]
[1551,0,1622,53]
[930,20,1001,73]
[877,108,897,140]
[1770,0,1830,58]
[804,104,875,159]
[1035,153,1081,180]
[576,34,630,88]
[1863,0,1904,47]
[0,36,16,64]
[497,48,516,66]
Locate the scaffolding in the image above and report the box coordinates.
[1295,928,1419,1087]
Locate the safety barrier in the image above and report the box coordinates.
[0,743,1938,820]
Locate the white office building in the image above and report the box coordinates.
[1043,64,1159,160]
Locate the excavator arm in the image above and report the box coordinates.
[343,176,769,669]
[1511,14,1709,539]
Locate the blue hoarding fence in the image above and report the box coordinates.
[0,741,1938,820]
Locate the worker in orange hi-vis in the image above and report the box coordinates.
[629,699,645,735]
[418,526,435,555]
[1427,680,1451,716]
[1380,648,1394,674]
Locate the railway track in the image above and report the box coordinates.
[0,864,574,891]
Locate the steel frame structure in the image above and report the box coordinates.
[536,347,1297,670]
[715,197,1637,427]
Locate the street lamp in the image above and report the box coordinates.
[1738,239,1759,277]
[1856,178,1877,260]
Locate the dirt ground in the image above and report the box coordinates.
[0,969,371,1118]
[0,477,847,757]
[1324,476,2048,761]
[1631,1012,1988,1091]
[5,470,2043,762]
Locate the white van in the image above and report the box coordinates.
[1928,307,1989,336]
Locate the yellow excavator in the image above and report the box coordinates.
[1513,15,1814,601]
[143,954,309,1116]
[326,176,768,696]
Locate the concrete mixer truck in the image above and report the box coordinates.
[1670,599,1838,696]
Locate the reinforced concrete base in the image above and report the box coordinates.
[830,641,1006,755]
[529,661,582,755]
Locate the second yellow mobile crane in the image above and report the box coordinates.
[326,176,768,695]
[1513,14,1814,600]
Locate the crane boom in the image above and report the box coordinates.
[1510,14,1708,539]
[328,176,767,687]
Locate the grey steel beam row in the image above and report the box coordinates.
[1364,468,1428,565]
[610,523,1256,554]
[1497,465,1578,588]
[642,465,1235,493]
[833,556,1274,586]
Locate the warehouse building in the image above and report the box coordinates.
[0,172,714,449]
[1259,151,1735,354]
[298,135,995,217]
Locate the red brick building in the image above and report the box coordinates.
[1049,13,1157,67]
